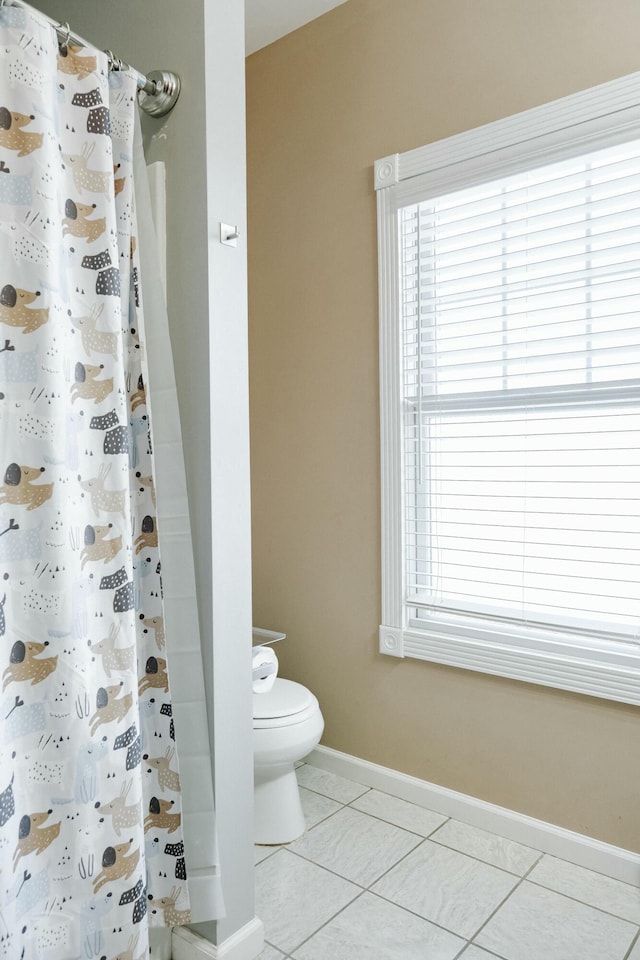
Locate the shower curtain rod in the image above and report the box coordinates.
[2,0,181,116]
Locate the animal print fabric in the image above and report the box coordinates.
[0,9,190,958]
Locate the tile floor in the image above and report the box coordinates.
[254,761,640,960]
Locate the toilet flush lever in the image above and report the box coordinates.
[220,222,240,247]
[253,661,278,682]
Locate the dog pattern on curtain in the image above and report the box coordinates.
[0,8,190,958]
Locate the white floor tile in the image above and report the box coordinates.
[258,763,640,960]
[475,880,638,960]
[289,806,422,886]
[459,948,502,960]
[371,840,519,939]
[291,891,465,960]
[431,818,540,875]
[296,764,370,803]
[259,947,287,959]
[255,849,360,954]
[350,789,448,837]
[527,854,640,923]
[299,785,343,829]
[255,843,280,865]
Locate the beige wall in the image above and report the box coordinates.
[247,0,640,850]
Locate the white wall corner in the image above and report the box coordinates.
[379,625,404,658]
[374,153,399,190]
[172,917,264,960]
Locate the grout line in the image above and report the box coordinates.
[451,942,472,960]
[255,850,281,866]
[286,812,425,887]
[300,800,348,830]
[525,852,546,877]
[295,782,371,804]
[623,928,640,960]
[363,837,428,890]
[519,851,640,928]
[461,945,509,960]
[427,835,538,878]
[466,853,544,950]
[524,874,640,926]
[539,848,640,885]
[342,802,441,841]
[346,794,452,840]
[264,941,290,958]
[285,844,368,888]
[295,803,348,836]
[365,884,473,946]
[282,889,368,956]
[296,764,371,804]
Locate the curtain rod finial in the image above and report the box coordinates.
[138,70,181,118]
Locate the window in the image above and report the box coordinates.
[376,73,640,704]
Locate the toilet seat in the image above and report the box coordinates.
[253,679,319,729]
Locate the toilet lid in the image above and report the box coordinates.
[253,678,316,720]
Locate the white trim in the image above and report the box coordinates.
[308,746,640,888]
[374,154,399,188]
[378,625,404,658]
[392,114,640,207]
[375,69,640,704]
[375,70,640,192]
[377,185,404,630]
[171,918,264,960]
[149,927,172,960]
[380,624,640,706]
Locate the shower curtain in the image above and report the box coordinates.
[0,8,203,958]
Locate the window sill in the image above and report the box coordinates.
[378,623,640,705]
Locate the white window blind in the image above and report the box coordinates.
[401,139,640,645]
[376,71,640,702]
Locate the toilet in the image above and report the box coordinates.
[253,678,324,844]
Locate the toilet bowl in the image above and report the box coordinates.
[253,678,324,845]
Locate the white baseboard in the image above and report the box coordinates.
[308,745,640,888]
[171,918,264,960]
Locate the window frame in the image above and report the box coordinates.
[376,72,640,705]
